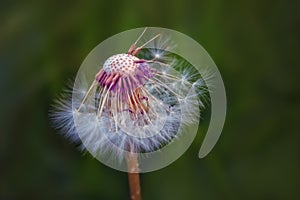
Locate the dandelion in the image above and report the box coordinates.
[50,27,209,200]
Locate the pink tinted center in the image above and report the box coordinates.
[103,53,139,75]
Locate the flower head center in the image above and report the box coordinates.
[103,53,139,75]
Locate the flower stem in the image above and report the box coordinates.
[127,153,142,200]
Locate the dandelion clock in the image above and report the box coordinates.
[50,27,226,200]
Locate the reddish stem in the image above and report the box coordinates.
[127,153,142,200]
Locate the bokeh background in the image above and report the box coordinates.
[1,0,300,199]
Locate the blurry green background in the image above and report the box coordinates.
[1,0,300,199]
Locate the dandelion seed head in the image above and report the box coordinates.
[51,28,211,168]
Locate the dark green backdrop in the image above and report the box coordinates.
[1,0,299,199]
